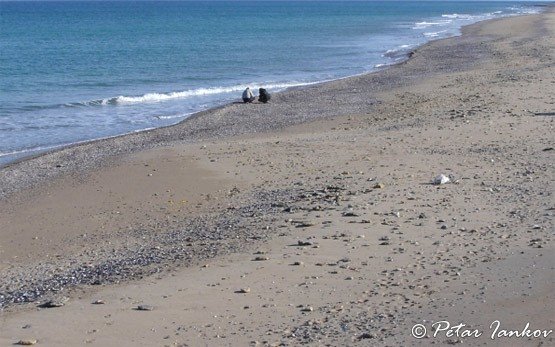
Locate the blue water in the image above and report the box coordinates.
[0,1,544,164]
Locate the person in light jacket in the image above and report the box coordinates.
[242,87,255,103]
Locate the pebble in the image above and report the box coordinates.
[15,340,37,346]
[39,297,68,308]
[358,332,375,340]
[136,304,154,311]
[294,220,316,227]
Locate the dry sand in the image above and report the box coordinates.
[1,7,554,347]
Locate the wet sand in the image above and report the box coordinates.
[1,7,554,347]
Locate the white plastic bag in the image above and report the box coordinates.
[433,174,450,185]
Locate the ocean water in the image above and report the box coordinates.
[0,1,544,164]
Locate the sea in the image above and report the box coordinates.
[0,1,545,165]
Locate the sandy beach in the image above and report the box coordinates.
[1,6,554,347]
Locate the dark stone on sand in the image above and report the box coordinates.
[136,304,154,311]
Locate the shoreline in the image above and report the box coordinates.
[0,5,553,346]
[0,7,535,169]
[0,8,546,200]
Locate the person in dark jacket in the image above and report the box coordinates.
[258,88,271,103]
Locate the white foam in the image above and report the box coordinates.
[109,81,319,105]
[413,20,451,29]
[155,114,190,120]
[442,13,473,20]
[423,30,448,38]
[383,43,417,58]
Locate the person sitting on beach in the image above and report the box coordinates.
[258,88,271,103]
[242,87,255,103]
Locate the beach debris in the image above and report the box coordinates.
[373,182,385,189]
[91,299,105,305]
[15,340,37,346]
[136,304,154,311]
[237,287,251,294]
[301,306,314,312]
[358,332,375,340]
[292,220,316,227]
[379,236,390,245]
[342,211,359,217]
[292,261,304,266]
[432,174,450,185]
[38,297,68,308]
[253,256,269,261]
[297,240,313,246]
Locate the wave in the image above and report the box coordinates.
[9,81,321,114]
[382,44,416,59]
[110,81,319,105]
[412,20,452,29]
[413,5,539,40]
[154,113,191,120]
[442,13,474,20]
[424,30,448,38]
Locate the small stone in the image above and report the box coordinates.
[373,183,385,189]
[91,299,105,305]
[301,306,314,312]
[297,240,312,246]
[440,225,448,230]
[237,288,251,294]
[136,305,154,311]
[16,340,37,346]
[253,256,269,261]
[294,220,316,228]
[293,261,304,266]
[358,332,375,340]
[39,297,68,308]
